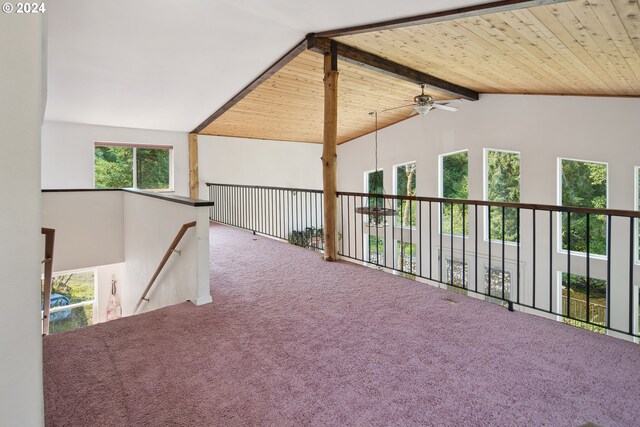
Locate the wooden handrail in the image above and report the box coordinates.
[134,221,197,313]
[41,228,55,336]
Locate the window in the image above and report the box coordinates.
[41,270,95,334]
[485,149,520,242]
[365,169,384,262]
[559,159,607,256]
[560,273,606,333]
[484,266,511,300]
[395,241,416,274]
[394,162,416,228]
[440,150,469,236]
[95,143,172,190]
[446,258,468,288]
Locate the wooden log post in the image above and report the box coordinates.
[322,43,338,261]
[188,133,199,199]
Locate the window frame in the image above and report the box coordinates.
[93,141,174,191]
[483,148,521,245]
[556,157,609,259]
[438,149,469,237]
[393,160,417,230]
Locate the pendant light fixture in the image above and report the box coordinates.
[355,111,396,226]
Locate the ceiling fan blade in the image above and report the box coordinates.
[432,103,458,112]
[380,103,415,113]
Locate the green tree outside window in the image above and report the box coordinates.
[441,151,468,235]
[486,150,520,242]
[561,159,607,256]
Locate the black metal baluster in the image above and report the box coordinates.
[475,204,478,293]
[429,201,432,280]
[419,200,423,278]
[502,206,506,301]
[532,209,536,309]
[360,195,365,262]
[462,204,466,288]
[607,214,611,327]
[586,214,591,323]
[347,195,351,257]
[439,202,443,283]
[450,202,454,285]
[567,212,571,319]
[549,211,553,314]
[410,198,414,275]
[629,217,634,335]
[517,208,521,306]
[488,206,492,296]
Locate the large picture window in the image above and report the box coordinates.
[559,158,607,256]
[440,150,468,236]
[485,149,520,243]
[95,143,172,190]
[394,162,416,228]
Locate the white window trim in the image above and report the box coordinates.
[556,157,609,259]
[93,142,174,191]
[482,148,521,246]
[438,149,469,237]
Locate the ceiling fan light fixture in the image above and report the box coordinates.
[414,104,431,116]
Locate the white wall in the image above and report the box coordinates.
[41,121,190,196]
[42,191,124,271]
[122,192,211,315]
[0,10,45,427]
[198,135,323,194]
[338,94,640,333]
[95,263,125,324]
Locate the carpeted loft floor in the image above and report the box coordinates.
[44,223,640,426]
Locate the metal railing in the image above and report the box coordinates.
[207,183,324,249]
[207,183,640,338]
[134,221,196,313]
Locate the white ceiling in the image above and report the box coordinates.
[46,0,489,132]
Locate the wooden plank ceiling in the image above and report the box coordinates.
[199,0,640,143]
[200,50,451,144]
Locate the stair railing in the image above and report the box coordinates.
[41,227,55,335]
[134,221,197,313]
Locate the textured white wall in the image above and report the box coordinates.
[198,135,323,195]
[42,191,125,271]
[41,121,190,196]
[0,10,45,427]
[122,192,211,315]
[338,94,640,334]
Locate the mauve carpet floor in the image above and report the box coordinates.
[44,223,640,426]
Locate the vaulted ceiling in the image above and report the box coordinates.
[197,0,640,144]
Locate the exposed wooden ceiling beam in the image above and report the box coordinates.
[308,37,479,101]
[314,0,573,38]
[192,38,310,134]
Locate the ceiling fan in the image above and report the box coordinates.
[381,83,459,116]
